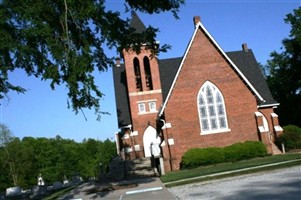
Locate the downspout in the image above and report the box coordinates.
[159,118,173,171]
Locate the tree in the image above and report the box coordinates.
[266,7,301,127]
[99,139,116,173]
[0,124,18,186]
[0,134,117,191]
[0,0,184,118]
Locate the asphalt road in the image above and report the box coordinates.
[168,165,301,200]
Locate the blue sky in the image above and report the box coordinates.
[1,1,300,142]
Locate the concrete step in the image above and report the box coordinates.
[271,142,283,155]
[125,157,155,180]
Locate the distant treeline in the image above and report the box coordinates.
[0,134,116,191]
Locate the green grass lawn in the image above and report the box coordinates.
[161,152,301,186]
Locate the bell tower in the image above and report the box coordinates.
[120,12,163,159]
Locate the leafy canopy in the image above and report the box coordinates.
[265,7,301,126]
[0,0,185,118]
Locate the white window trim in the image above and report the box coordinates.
[197,81,230,135]
[137,99,158,115]
[138,103,146,113]
[149,101,157,112]
[200,128,231,135]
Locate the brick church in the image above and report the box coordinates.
[113,12,283,173]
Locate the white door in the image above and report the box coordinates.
[143,126,161,157]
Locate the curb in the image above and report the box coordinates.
[164,158,301,186]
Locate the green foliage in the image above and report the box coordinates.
[0,123,14,146]
[224,141,267,162]
[0,126,117,191]
[265,7,301,127]
[181,147,224,168]
[125,0,184,18]
[0,0,184,118]
[181,141,267,169]
[277,125,301,151]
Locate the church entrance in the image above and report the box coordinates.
[143,126,161,158]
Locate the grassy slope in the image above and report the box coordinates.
[161,153,301,186]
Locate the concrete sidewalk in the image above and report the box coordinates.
[59,177,176,200]
[119,177,176,200]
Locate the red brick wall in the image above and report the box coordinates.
[163,28,260,170]
[123,47,162,93]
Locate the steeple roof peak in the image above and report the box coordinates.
[129,11,146,33]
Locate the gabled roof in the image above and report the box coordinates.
[113,64,132,127]
[226,50,278,107]
[158,57,182,101]
[158,21,276,116]
[129,11,146,33]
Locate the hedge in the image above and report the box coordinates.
[277,125,301,151]
[181,141,267,169]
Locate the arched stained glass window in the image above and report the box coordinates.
[198,81,229,134]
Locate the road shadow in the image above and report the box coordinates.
[60,177,159,199]
[222,177,301,200]
[88,177,159,199]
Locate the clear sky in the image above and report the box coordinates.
[1,1,300,142]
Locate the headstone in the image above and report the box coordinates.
[63,175,69,184]
[38,173,45,186]
[6,186,22,197]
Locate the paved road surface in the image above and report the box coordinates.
[169,166,301,200]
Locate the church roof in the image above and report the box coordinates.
[113,16,277,128]
[113,49,277,128]
[226,50,277,108]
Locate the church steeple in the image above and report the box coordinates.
[129,11,146,33]
[121,12,163,135]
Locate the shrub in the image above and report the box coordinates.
[278,125,301,151]
[181,141,267,169]
[181,147,224,168]
[224,141,267,162]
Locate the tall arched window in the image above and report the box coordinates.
[133,57,143,91]
[198,81,229,134]
[143,56,153,90]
